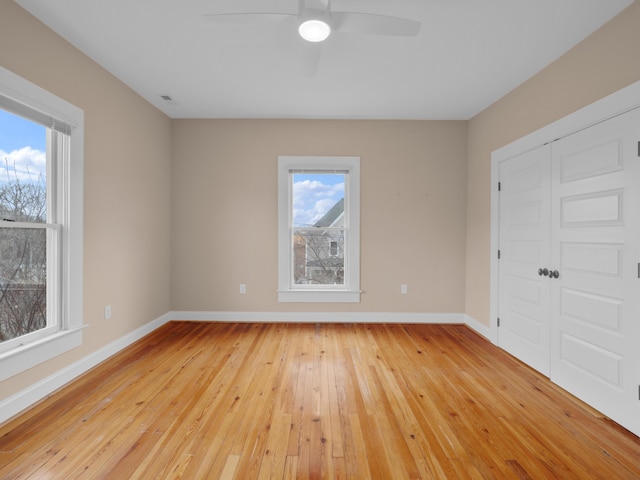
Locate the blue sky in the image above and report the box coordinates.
[293,173,344,227]
[0,109,47,183]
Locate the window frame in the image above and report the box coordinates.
[277,156,360,303]
[0,66,84,381]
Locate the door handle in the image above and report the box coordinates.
[537,268,559,278]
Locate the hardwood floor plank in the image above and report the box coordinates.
[1,321,639,479]
[347,413,373,479]
[256,413,291,480]
[339,344,387,478]
[220,454,240,480]
[285,326,312,458]
[233,329,291,479]
[283,454,298,480]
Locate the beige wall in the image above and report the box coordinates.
[465,1,640,325]
[0,3,172,400]
[171,119,468,313]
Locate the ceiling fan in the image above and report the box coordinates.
[203,0,422,43]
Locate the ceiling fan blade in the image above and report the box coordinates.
[203,13,295,24]
[332,12,421,36]
[304,0,330,12]
[300,42,322,76]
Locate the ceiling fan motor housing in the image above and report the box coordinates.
[298,7,332,42]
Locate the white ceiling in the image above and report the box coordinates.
[15,0,633,120]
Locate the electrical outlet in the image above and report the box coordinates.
[104,304,112,320]
[401,284,408,295]
[239,284,247,294]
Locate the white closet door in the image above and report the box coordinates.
[498,145,551,376]
[550,106,640,435]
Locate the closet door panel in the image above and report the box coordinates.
[498,145,551,376]
[550,107,640,435]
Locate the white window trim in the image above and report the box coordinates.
[0,67,84,381]
[278,156,360,303]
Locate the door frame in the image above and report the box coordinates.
[490,80,640,347]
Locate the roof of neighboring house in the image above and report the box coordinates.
[314,198,344,228]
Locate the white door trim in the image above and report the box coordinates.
[490,80,640,347]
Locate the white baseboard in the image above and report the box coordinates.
[170,311,466,324]
[0,312,171,425]
[463,314,495,344]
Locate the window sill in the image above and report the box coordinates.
[278,290,361,303]
[0,326,87,382]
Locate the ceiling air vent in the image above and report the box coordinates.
[158,94,178,107]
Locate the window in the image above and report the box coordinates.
[0,111,48,347]
[0,67,83,381]
[278,156,360,302]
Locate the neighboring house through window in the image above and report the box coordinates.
[278,156,360,302]
[303,198,344,285]
[0,67,84,381]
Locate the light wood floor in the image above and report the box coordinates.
[1,322,639,479]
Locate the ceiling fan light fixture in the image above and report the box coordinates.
[298,19,331,42]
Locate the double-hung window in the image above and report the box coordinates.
[0,67,83,381]
[278,156,360,302]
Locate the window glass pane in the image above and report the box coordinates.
[292,172,345,286]
[0,227,47,342]
[292,173,344,227]
[293,228,344,285]
[0,109,47,223]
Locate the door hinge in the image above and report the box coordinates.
[637,263,640,278]
[498,250,501,259]
[637,141,639,157]
[498,181,502,191]
[497,317,501,327]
